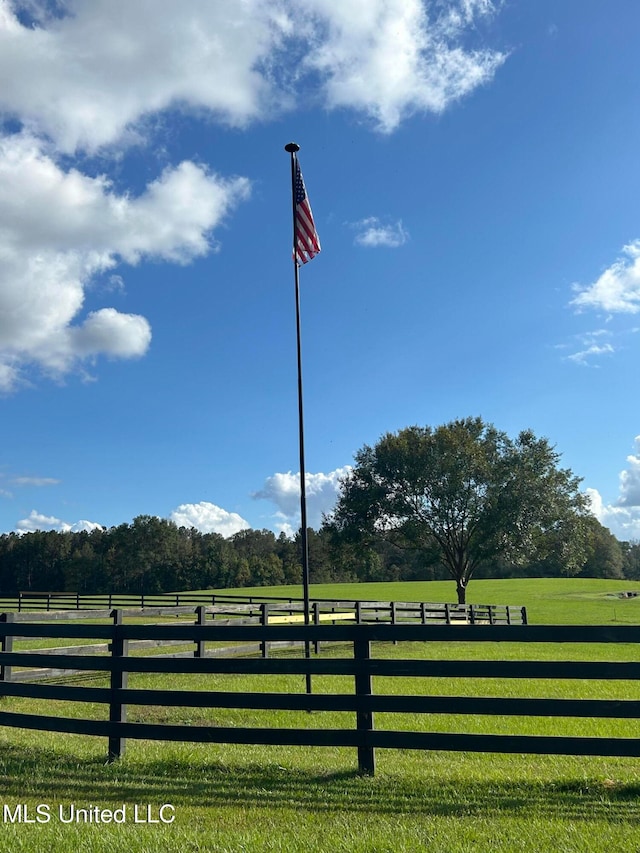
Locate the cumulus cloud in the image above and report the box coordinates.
[169,501,251,537]
[586,489,640,542]
[253,467,351,535]
[302,0,505,132]
[618,440,640,508]
[0,0,506,389]
[0,0,506,150]
[352,217,409,248]
[587,436,640,540]
[13,502,250,536]
[71,309,151,360]
[0,133,250,390]
[0,0,286,153]
[571,241,640,314]
[16,509,103,533]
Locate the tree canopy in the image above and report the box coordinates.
[326,417,591,602]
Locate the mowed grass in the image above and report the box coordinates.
[2,578,640,851]
[212,576,640,626]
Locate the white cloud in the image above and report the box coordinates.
[0,0,287,153]
[71,309,151,360]
[352,217,409,248]
[11,476,60,486]
[105,275,125,293]
[562,328,640,367]
[0,0,506,150]
[0,133,250,390]
[618,438,640,508]
[169,501,250,537]
[14,502,250,536]
[586,489,640,542]
[587,436,640,540]
[16,509,103,533]
[0,1,506,390]
[567,342,614,367]
[302,0,505,132]
[571,241,640,314]
[253,466,351,535]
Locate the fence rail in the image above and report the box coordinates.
[1,616,639,774]
[0,599,526,679]
[0,590,528,623]
[1,591,356,611]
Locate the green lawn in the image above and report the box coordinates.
[2,737,640,852]
[212,576,640,626]
[2,578,640,851]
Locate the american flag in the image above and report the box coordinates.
[293,158,321,265]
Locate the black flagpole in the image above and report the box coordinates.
[284,141,312,696]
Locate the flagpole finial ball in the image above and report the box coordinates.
[284,142,300,153]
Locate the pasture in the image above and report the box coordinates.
[217,577,640,626]
[1,578,640,852]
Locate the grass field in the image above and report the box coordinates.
[203,576,640,626]
[2,578,640,852]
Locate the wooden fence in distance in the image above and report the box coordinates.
[1,616,639,775]
[1,590,528,621]
[1,590,314,611]
[0,599,527,680]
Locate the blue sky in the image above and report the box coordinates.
[1,0,640,542]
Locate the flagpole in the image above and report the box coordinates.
[285,141,312,696]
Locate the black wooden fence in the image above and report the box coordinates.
[2,591,311,611]
[0,600,527,679]
[1,590,528,622]
[1,616,640,775]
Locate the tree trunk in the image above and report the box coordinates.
[456,580,466,605]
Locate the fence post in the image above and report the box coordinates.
[108,609,128,762]
[420,602,427,625]
[390,601,397,645]
[445,603,451,625]
[1,613,14,683]
[521,606,528,625]
[260,604,269,659]
[354,637,375,776]
[469,605,476,625]
[355,601,362,625]
[313,602,320,654]
[195,606,206,658]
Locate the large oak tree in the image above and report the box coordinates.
[327,418,590,603]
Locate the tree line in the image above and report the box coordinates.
[1,418,638,600]
[0,510,637,597]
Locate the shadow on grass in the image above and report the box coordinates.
[1,743,640,821]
